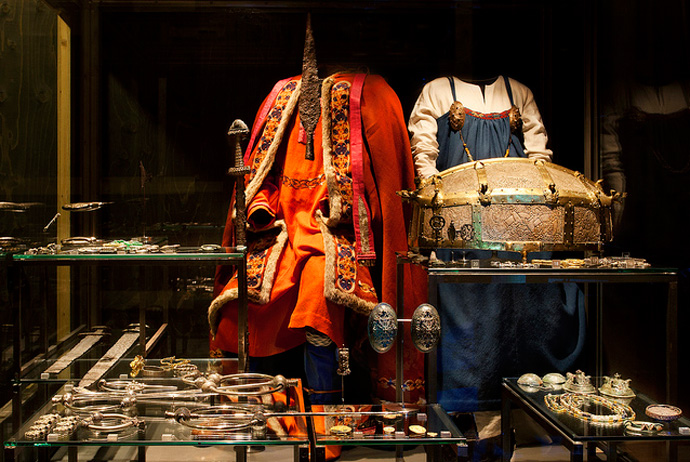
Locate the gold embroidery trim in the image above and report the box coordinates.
[280,173,326,189]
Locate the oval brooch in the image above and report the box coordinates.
[411,303,441,353]
[368,303,398,354]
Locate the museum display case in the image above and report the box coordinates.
[501,377,690,462]
[2,247,253,459]
[2,0,688,460]
[394,255,680,403]
[2,247,466,461]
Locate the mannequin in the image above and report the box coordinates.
[408,73,585,453]
[209,70,426,407]
[409,74,552,178]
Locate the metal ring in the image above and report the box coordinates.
[62,396,124,414]
[646,404,682,421]
[84,412,139,432]
[141,366,170,378]
[98,380,177,394]
[185,373,288,397]
[214,373,288,396]
[168,406,259,432]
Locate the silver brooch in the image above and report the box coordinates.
[368,303,398,353]
[411,303,441,353]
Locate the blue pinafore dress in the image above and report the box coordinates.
[436,76,524,167]
[434,76,586,412]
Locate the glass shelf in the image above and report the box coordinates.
[5,421,309,448]
[311,403,464,446]
[425,265,678,282]
[4,387,464,456]
[12,247,245,265]
[397,251,679,282]
[16,357,236,384]
[503,377,690,442]
[5,411,309,449]
[5,375,309,449]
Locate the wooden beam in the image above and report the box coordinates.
[57,15,71,340]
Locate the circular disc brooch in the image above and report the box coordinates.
[646,404,682,421]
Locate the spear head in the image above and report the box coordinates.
[299,14,321,161]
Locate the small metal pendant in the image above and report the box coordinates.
[411,303,441,353]
[368,302,398,353]
[447,221,456,243]
[449,101,465,132]
[336,347,351,376]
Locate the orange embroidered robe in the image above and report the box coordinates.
[209,73,426,402]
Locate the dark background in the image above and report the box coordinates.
[87,1,587,243]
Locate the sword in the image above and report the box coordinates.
[226,119,250,248]
[44,327,109,375]
[226,119,251,372]
[78,327,141,388]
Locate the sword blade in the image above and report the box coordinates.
[78,331,140,388]
[44,332,104,375]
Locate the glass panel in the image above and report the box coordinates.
[597,0,690,269]
[0,0,59,247]
[596,0,690,424]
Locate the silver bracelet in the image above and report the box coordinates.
[167,406,259,432]
[98,380,178,394]
[141,365,170,378]
[208,373,291,396]
[56,392,126,414]
[82,412,140,432]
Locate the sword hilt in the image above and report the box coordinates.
[227,119,250,177]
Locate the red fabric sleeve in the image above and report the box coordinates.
[247,179,279,230]
[360,74,427,310]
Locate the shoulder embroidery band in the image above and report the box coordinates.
[329,80,354,221]
[249,80,299,180]
[244,77,293,165]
